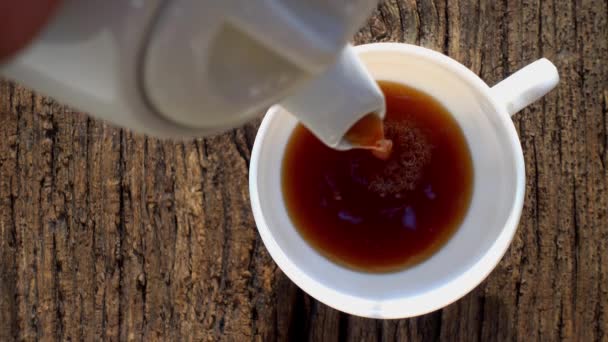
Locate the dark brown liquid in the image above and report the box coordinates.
[281,81,474,272]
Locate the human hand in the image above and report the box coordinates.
[0,0,63,61]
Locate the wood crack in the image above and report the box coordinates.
[245,237,259,337]
[117,129,126,341]
[501,0,510,78]
[477,294,486,342]
[52,233,62,341]
[571,174,578,313]
[443,0,450,54]
[31,91,41,342]
[232,130,251,168]
[395,0,407,42]
[533,137,543,266]
[8,81,20,341]
[139,137,149,342]
[601,91,607,170]
[337,311,349,342]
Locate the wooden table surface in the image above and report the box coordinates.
[1,1,607,341]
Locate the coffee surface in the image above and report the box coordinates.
[282,81,474,272]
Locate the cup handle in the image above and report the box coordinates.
[490,58,559,116]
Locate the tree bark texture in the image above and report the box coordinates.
[0,0,607,341]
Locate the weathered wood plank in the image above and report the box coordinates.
[0,0,606,341]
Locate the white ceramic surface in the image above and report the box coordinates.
[1,0,381,142]
[250,43,559,319]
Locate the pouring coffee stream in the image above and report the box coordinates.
[344,113,394,160]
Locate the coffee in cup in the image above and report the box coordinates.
[249,43,559,318]
[282,81,474,272]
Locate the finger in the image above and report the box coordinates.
[0,0,63,61]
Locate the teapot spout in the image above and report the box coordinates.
[280,45,385,150]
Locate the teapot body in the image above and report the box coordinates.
[1,0,380,142]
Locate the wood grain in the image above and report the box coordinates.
[0,0,606,341]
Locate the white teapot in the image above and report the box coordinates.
[1,0,384,149]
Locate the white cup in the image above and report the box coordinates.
[249,43,559,319]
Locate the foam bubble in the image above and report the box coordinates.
[352,120,433,197]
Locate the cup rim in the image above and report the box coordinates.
[249,42,525,318]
